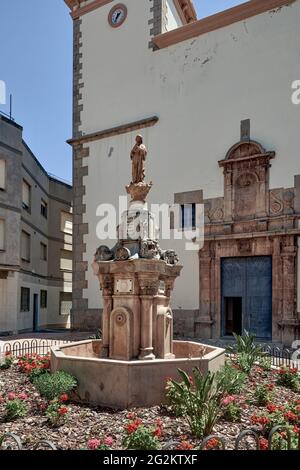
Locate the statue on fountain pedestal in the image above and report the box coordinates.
[131,135,147,184]
[126,135,152,202]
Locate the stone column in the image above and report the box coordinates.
[138,277,159,360]
[99,274,113,358]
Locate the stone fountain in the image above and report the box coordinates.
[51,136,225,409]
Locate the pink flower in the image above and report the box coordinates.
[87,439,101,450]
[104,437,113,447]
[18,393,28,401]
[221,395,236,406]
[7,392,17,401]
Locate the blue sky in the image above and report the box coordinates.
[0,0,244,182]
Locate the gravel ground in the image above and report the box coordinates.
[0,363,299,450]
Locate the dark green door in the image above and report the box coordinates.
[221,257,272,340]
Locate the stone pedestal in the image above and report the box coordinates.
[92,259,182,361]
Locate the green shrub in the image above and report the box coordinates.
[227,330,266,374]
[216,361,246,395]
[5,399,28,421]
[253,384,274,406]
[167,368,221,438]
[276,367,300,391]
[0,353,14,370]
[33,371,77,400]
[222,402,241,422]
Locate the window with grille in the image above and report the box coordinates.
[22,180,31,211]
[60,292,72,316]
[0,219,5,250]
[41,199,48,219]
[20,287,30,312]
[21,231,31,262]
[0,160,6,191]
[40,290,47,309]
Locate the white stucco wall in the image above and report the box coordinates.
[79,0,300,311]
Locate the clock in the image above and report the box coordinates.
[108,4,128,28]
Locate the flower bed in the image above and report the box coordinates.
[0,353,299,450]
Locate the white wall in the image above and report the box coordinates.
[0,272,19,332]
[80,0,300,311]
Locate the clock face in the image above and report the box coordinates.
[109,4,127,28]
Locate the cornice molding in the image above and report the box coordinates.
[67,116,159,146]
[65,0,113,19]
[153,0,296,50]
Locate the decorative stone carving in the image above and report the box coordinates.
[138,278,160,297]
[126,181,153,203]
[270,189,284,215]
[99,274,113,296]
[140,239,161,260]
[115,246,130,261]
[161,250,179,266]
[95,245,113,262]
[109,307,133,361]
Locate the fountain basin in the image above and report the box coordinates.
[51,340,225,409]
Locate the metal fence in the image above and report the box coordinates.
[226,344,300,369]
[0,425,299,450]
[0,339,72,361]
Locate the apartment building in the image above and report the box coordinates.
[0,114,72,334]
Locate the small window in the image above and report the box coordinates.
[0,160,6,191]
[21,231,31,262]
[0,219,5,250]
[41,199,48,219]
[60,249,72,271]
[61,211,73,235]
[20,287,30,312]
[40,290,47,309]
[60,292,72,316]
[40,242,47,261]
[180,203,196,229]
[22,180,31,211]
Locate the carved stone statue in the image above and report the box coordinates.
[131,135,147,184]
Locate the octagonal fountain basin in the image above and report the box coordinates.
[51,340,225,409]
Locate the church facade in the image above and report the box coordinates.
[65,0,300,345]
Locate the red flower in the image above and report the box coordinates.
[176,441,194,450]
[204,438,220,450]
[153,426,163,438]
[58,406,69,416]
[60,394,69,403]
[267,403,277,413]
[267,384,275,391]
[125,418,142,434]
[293,426,300,434]
[126,412,136,420]
[7,392,17,401]
[5,351,12,357]
[259,438,269,450]
[284,411,298,423]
